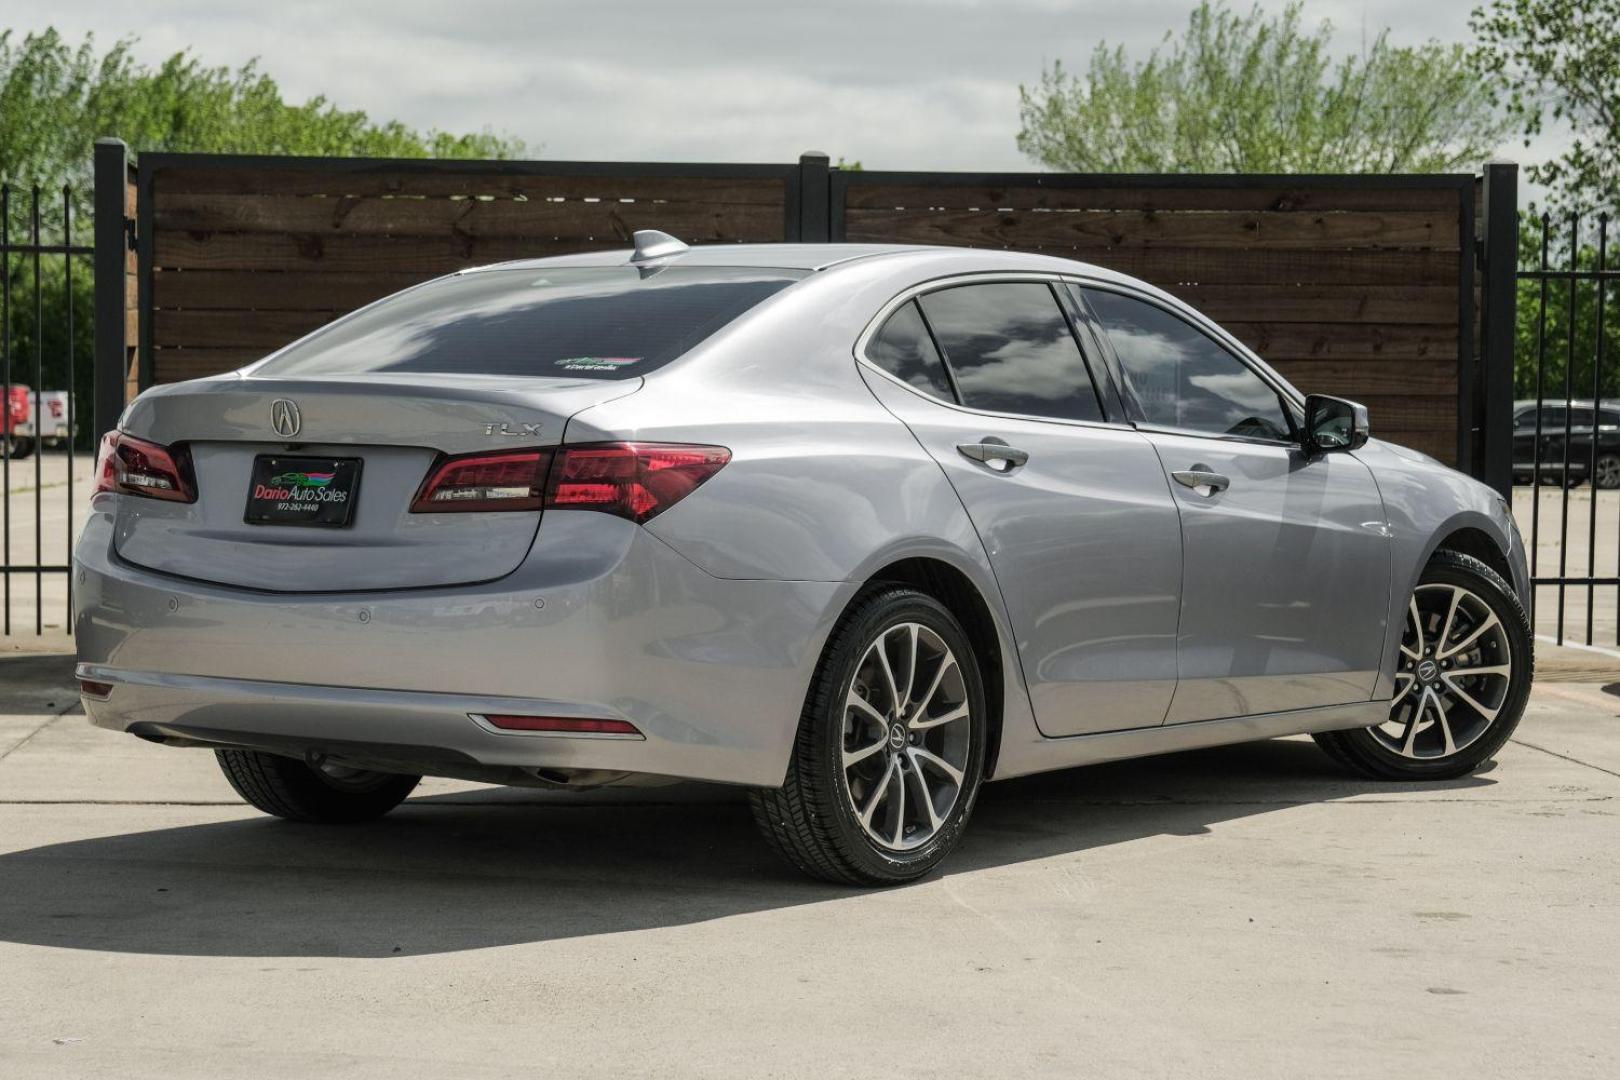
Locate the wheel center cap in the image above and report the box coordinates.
[1416,659,1439,683]
[887,723,907,751]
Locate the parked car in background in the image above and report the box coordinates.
[75,235,1533,885]
[0,385,76,459]
[1513,398,1620,489]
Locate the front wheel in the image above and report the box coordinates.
[750,588,988,885]
[1314,550,1532,780]
[215,748,420,823]
[4,436,34,460]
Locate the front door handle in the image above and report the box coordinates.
[957,440,1030,472]
[1171,466,1230,494]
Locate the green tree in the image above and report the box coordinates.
[1471,0,1620,215]
[1018,1,1508,173]
[0,28,524,449]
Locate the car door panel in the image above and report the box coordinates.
[1077,284,1392,724]
[862,372,1183,736]
[1142,431,1390,723]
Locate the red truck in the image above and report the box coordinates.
[2,385,73,458]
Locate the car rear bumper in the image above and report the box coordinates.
[74,502,851,787]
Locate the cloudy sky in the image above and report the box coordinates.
[6,0,1522,169]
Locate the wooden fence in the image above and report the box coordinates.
[93,147,1517,474]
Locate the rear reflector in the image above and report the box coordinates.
[78,678,114,699]
[481,714,642,736]
[411,442,729,523]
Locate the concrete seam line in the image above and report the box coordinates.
[1536,633,1620,661]
[1508,737,1620,781]
[0,702,80,762]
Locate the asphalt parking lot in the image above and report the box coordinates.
[1,647,1617,1079]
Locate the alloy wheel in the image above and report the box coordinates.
[841,622,974,852]
[1596,455,1620,490]
[1375,584,1514,760]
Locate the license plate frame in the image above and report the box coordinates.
[243,454,363,528]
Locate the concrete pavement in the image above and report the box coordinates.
[1,651,1616,1079]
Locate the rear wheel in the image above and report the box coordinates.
[4,436,34,460]
[215,749,420,823]
[1313,550,1531,780]
[750,588,988,886]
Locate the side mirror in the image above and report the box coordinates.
[1303,394,1370,453]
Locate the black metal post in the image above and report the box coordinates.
[1478,161,1519,499]
[798,152,830,243]
[93,137,129,444]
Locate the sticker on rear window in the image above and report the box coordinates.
[554,356,642,372]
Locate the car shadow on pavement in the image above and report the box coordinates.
[0,737,1494,958]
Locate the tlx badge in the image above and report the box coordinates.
[483,422,543,437]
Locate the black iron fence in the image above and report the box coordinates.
[1519,212,1617,646]
[0,180,89,635]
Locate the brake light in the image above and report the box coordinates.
[409,449,551,512]
[547,443,730,523]
[411,443,729,523]
[93,431,197,503]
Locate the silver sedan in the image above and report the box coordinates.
[75,233,1532,884]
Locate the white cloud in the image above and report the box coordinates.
[2,0,1554,181]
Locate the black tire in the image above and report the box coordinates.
[1313,550,1532,781]
[215,748,420,823]
[5,436,34,460]
[749,587,989,886]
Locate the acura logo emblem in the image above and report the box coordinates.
[270,399,302,438]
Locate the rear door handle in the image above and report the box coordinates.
[957,440,1030,472]
[1171,466,1230,494]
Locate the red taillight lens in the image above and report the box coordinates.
[92,431,197,503]
[481,714,642,736]
[547,443,730,523]
[410,449,552,512]
[410,442,728,523]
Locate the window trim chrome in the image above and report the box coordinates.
[853,271,1135,433]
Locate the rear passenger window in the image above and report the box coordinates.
[1085,288,1293,441]
[917,283,1105,423]
[867,301,955,402]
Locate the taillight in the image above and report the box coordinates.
[547,443,730,523]
[93,431,197,503]
[409,449,551,512]
[411,442,729,523]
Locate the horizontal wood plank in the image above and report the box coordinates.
[1224,322,1457,362]
[1161,284,1458,325]
[153,166,787,204]
[155,309,334,349]
[841,182,1465,214]
[844,207,1456,251]
[154,233,633,273]
[155,270,440,311]
[1266,358,1458,397]
[153,349,267,382]
[153,194,785,241]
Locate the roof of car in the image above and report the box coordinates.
[466,241,1136,280]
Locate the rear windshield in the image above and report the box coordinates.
[255,265,809,379]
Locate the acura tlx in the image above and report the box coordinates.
[75,231,1531,885]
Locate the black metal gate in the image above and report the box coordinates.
[1518,212,1617,646]
[0,180,89,636]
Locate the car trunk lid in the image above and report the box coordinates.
[111,373,640,592]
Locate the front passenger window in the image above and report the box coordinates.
[1085,289,1293,441]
